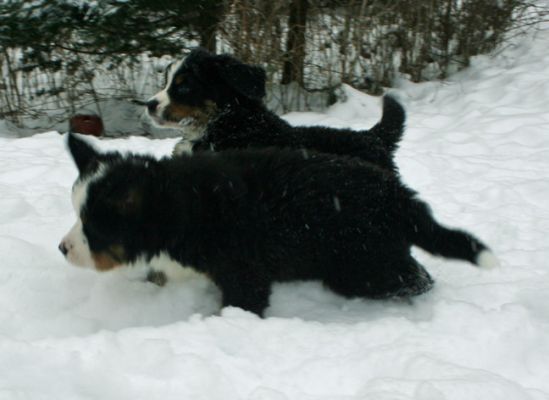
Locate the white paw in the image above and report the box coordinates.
[476,250,500,269]
[172,140,193,156]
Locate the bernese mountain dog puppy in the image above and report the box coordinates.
[59,134,496,316]
[145,48,405,173]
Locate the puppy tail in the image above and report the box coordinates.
[405,198,498,268]
[369,95,406,154]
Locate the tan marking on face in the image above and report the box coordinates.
[91,245,125,271]
[163,100,217,125]
[164,104,203,120]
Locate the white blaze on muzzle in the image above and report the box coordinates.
[146,60,183,123]
[59,164,107,269]
[59,219,94,269]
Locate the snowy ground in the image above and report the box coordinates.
[1,25,549,400]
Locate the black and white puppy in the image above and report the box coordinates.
[59,134,497,316]
[146,48,405,173]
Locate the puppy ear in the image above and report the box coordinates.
[218,61,267,101]
[185,49,266,101]
[67,133,99,175]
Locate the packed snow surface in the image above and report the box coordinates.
[1,27,549,400]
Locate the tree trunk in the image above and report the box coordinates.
[198,25,218,53]
[196,1,225,53]
[281,0,309,85]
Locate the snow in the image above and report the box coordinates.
[1,24,549,400]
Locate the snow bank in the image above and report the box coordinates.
[1,25,549,400]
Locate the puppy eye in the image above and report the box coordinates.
[174,75,185,85]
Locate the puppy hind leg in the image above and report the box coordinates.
[324,256,434,300]
[389,258,434,299]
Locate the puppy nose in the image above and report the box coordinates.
[146,99,159,113]
[58,242,68,256]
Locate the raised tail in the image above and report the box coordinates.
[405,198,498,268]
[368,95,406,155]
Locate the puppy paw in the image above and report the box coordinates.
[476,250,500,269]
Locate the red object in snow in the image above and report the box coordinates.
[69,114,104,137]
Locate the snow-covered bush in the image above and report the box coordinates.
[0,0,546,133]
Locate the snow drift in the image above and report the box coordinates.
[1,24,548,400]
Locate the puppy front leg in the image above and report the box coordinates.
[219,279,271,317]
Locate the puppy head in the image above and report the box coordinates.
[60,134,157,271]
[146,48,266,130]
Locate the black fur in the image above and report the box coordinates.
[67,134,491,316]
[152,48,405,173]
